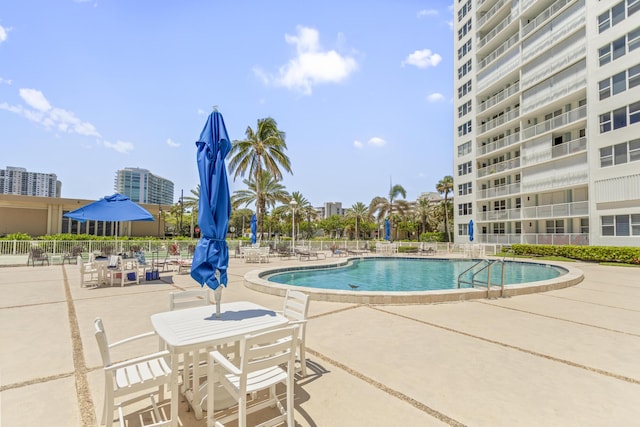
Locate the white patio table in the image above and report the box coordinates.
[151,300,289,425]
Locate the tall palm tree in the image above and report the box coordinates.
[228,117,292,237]
[231,170,290,219]
[344,202,371,240]
[369,184,409,241]
[182,185,200,238]
[436,175,454,242]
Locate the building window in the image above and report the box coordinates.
[493,223,505,234]
[600,146,613,167]
[546,220,564,234]
[600,112,612,133]
[599,44,612,66]
[630,139,640,162]
[599,79,611,100]
[580,218,589,234]
[458,161,472,176]
[458,141,472,157]
[598,10,611,33]
[630,101,640,125]
[601,214,640,236]
[458,223,468,236]
[458,182,472,196]
[600,139,640,167]
[458,202,472,215]
[600,103,640,133]
[612,71,627,95]
[630,64,640,88]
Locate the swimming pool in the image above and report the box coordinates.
[266,258,566,291]
[244,256,584,304]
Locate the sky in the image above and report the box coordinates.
[0,0,455,209]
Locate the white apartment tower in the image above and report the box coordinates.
[453,0,640,247]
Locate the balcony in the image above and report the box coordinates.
[521,44,586,90]
[478,0,509,30]
[477,233,589,245]
[521,168,588,193]
[479,32,520,71]
[522,201,588,219]
[521,0,574,38]
[477,52,520,93]
[478,107,520,135]
[521,9,585,65]
[521,137,587,166]
[478,208,522,221]
[477,157,521,178]
[479,82,520,113]
[478,182,521,200]
[478,14,513,50]
[522,105,586,140]
[522,75,586,115]
[478,132,521,156]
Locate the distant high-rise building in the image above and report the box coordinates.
[114,167,174,205]
[315,202,345,219]
[453,0,640,246]
[0,166,60,197]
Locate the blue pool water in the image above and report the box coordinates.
[267,258,566,292]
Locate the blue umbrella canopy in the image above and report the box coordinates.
[384,218,390,241]
[468,219,474,242]
[250,214,257,244]
[190,110,232,291]
[63,193,154,222]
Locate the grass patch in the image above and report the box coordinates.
[496,253,575,262]
[599,262,640,268]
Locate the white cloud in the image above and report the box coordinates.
[427,93,444,102]
[353,140,364,149]
[417,9,438,18]
[20,88,51,111]
[103,140,134,153]
[166,138,180,148]
[197,108,207,116]
[368,137,386,147]
[402,49,442,68]
[0,77,12,85]
[254,26,358,95]
[0,25,7,43]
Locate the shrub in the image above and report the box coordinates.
[511,244,640,264]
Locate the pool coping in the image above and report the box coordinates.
[243,256,585,304]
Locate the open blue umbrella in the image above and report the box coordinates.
[250,214,257,244]
[468,219,474,242]
[384,218,390,241]
[190,110,232,316]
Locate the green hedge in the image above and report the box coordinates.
[511,244,640,264]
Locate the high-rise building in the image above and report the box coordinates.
[0,166,60,197]
[114,167,174,205]
[453,0,640,246]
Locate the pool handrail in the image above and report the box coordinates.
[457,259,490,288]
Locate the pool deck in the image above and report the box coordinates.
[1,253,639,426]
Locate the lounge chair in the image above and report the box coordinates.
[27,247,49,266]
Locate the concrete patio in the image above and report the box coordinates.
[1,255,639,426]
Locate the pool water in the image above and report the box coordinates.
[267,258,566,292]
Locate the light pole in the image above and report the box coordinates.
[289,199,297,252]
[157,205,162,238]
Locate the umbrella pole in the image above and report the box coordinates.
[214,287,223,318]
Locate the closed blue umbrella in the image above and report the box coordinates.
[250,214,257,244]
[190,110,232,316]
[468,219,474,242]
[384,218,390,241]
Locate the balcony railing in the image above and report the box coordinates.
[477,54,520,92]
[478,182,521,199]
[521,0,574,38]
[477,157,521,178]
[522,201,588,219]
[478,208,522,221]
[521,136,587,166]
[477,233,589,245]
[521,168,588,192]
[522,75,586,115]
[522,105,586,140]
[478,14,513,49]
[521,11,585,64]
[479,82,520,113]
[478,132,521,156]
[521,44,586,90]
[478,0,509,29]
[478,107,520,134]
[479,32,520,71]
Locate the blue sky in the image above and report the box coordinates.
[0,0,454,208]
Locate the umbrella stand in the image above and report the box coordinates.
[214,287,223,317]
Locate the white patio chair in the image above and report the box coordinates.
[206,325,299,427]
[106,256,139,287]
[94,318,172,427]
[277,289,310,377]
[79,255,100,287]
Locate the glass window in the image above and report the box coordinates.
[629,139,640,162]
[614,142,628,164]
[612,71,626,95]
[613,36,626,60]
[599,44,611,66]
[631,214,640,235]
[629,0,640,16]
[629,101,640,125]
[598,11,610,33]
[545,220,555,234]
[629,27,640,52]
[612,2,625,26]
[602,216,614,236]
[580,218,589,234]
[599,79,611,100]
[616,215,630,236]
[600,112,612,133]
[629,64,640,89]
[600,146,613,167]
[613,107,627,129]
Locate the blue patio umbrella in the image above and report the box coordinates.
[190,110,232,317]
[63,193,154,244]
[468,219,474,242]
[250,214,257,244]
[384,218,390,241]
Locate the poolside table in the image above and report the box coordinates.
[151,301,289,425]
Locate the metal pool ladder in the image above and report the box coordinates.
[457,259,506,297]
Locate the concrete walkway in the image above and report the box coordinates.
[1,256,639,426]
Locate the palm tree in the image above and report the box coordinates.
[436,175,454,242]
[231,171,290,235]
[182,185,200,238]
[369,184,409,241]
[344,202,371,240]
[228,117,292,237]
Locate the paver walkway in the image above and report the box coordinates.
[1,256,639,426]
